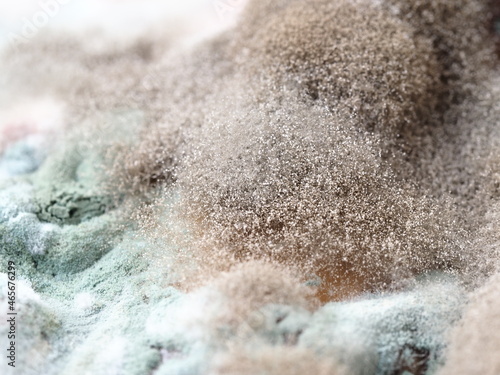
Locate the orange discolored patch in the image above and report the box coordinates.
[314,263,374,303]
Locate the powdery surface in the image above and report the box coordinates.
[438,272,500,375]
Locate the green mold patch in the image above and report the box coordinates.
[35,190,115,226]
[0,224,39,276]
[33,213,125,276]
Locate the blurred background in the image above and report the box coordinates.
[0,0,248,160]
[0,0,248,50]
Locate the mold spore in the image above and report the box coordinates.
[238,0,442,134]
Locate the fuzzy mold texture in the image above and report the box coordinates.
[1,0,500,374]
